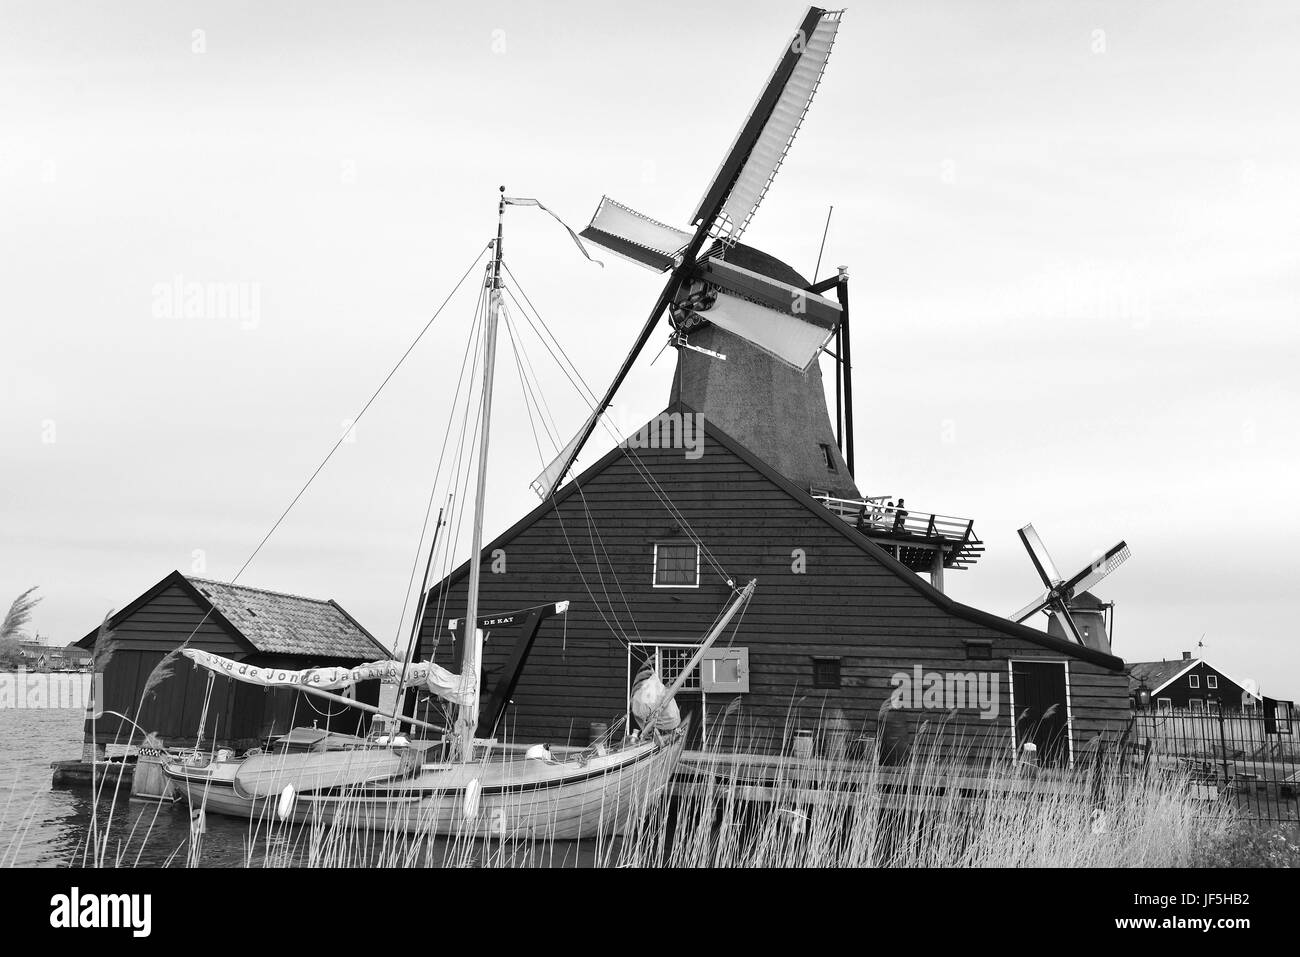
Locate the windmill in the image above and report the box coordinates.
[1009,524,1130,655]
[532,6,849,498]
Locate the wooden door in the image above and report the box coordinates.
[1011,661,1071,767]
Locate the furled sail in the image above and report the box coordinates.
[529,409,597,499]
[181,648,477,707]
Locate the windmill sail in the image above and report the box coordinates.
[579,8,843,256]
[581,197,691,272]
[537,7,846,498]
[1062,541,1130,595]
[679,255,842,371]
[691,7,843,240]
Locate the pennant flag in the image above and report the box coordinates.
[504,197,603,266]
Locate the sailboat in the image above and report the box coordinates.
[162,188,758,839]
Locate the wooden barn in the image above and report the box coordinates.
[1128,653,1261,713]
[414,242,1133,768]
[77,570,391,752]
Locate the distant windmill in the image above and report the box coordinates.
[1009,525,1130,654]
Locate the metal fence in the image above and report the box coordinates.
[1131,706,1299,823]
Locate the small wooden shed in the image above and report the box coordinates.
[76,571,391,751]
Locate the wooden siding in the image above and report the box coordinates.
[418,424,1131,761]
[87,582,378,748]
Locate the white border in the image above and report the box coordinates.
[651,542,701,589]
[1008,658,1075,768]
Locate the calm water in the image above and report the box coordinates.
[0,707,603,868]
[0,708,260,867]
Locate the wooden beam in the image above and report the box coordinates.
[836,274,854,476]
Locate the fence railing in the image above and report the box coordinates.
[1129,706,1298,822]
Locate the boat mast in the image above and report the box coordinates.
[455,186,506,760]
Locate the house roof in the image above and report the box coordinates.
[1127,659,1197,695]
[1127,657,1262,699]
[78,571,391,662]
[429,404,1126,672]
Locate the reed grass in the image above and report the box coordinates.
[5,707,1251,868]
[204,717,1236,869]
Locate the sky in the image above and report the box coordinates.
[3,1,1298,699]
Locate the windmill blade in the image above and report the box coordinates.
[1010,591,1053,623]
[1018,524,1063,588]
[1052,600,1087,646]
[579,196,691,272]
[1062,541,1131,596]
[679,255,842,370]
[539,8,845,498]
[690,7,843,241]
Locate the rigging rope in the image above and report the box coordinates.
[500,305,639,647]
[151,243,493,672]
[393,274,491,673]
[501,261,732,586]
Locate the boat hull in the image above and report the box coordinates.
[163,732,683,840]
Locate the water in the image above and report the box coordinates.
[0,708,258,867]
[0,708,606,867]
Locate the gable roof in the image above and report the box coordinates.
[78,571,391,662]
[1128,657,1262,699]
[1127,658,1198,695]
[430,404,1125,671]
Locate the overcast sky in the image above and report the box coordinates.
[3,1,1297,699]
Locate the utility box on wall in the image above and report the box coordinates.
[701,648,749,694]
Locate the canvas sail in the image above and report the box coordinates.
[529,409,597,498]
[181,648,477,706]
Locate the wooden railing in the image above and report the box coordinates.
[811,492,975,543]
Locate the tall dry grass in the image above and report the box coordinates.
[215,718,1235,869]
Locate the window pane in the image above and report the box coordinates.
[655,544,698,586]
[659,646,699,690]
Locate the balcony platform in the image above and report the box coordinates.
[811,492,984,582]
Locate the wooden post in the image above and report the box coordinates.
[931,546,946,593]
[835,269,854,477]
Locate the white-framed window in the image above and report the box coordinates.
[1188,674,1200,689]
[652,542,700,588]
[1157,697,1172,711]
[1206,675,1218,689]
[627,641,749,747]
[1189,698,1204,711]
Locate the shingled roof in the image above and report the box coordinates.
[77,571,391,662]
[1127,658,1197,694]
[186,577,389,660]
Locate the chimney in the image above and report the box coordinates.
[1182,651,1191,661]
